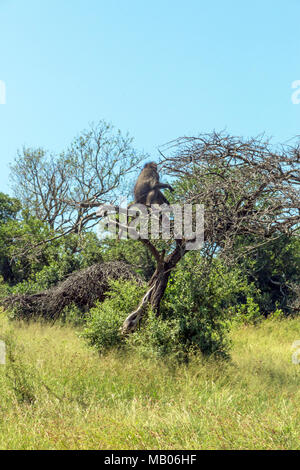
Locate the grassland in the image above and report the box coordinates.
[1,311,300,450]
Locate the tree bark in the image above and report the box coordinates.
[148,265,171,314]
[122,240,186,334]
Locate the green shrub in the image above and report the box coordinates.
[128,308,184,361]
[160,254,259,358]
[82,280,146,352]
[0,276,10,300]
[229,296,262,325]
[82,254,262,360]
[266,308,286,321]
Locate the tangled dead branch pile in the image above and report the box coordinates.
[2,261,142,319]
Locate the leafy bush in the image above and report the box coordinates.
[229,296,262,325]
[82,280,146,352]
[0,276,10,300]
[127,309,184,361]
[266,308,285,321]
[82,253,264,360]
[82,281,186,361]
[160,254,260,358]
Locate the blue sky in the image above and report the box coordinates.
[0,0,299,194]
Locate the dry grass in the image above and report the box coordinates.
[1,310,300,450]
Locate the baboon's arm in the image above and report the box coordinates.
[153,183,174,192]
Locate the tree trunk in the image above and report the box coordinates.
[148,265,171,314]
[122,240,186,334]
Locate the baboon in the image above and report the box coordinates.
[117,163,174,239]
[133,162,174,206]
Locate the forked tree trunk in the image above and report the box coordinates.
[122,240,186,334]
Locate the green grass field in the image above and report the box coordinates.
[1,311,300,450]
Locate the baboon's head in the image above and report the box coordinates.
[144,162,158,171]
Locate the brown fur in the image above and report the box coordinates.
[133,162,173,206]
